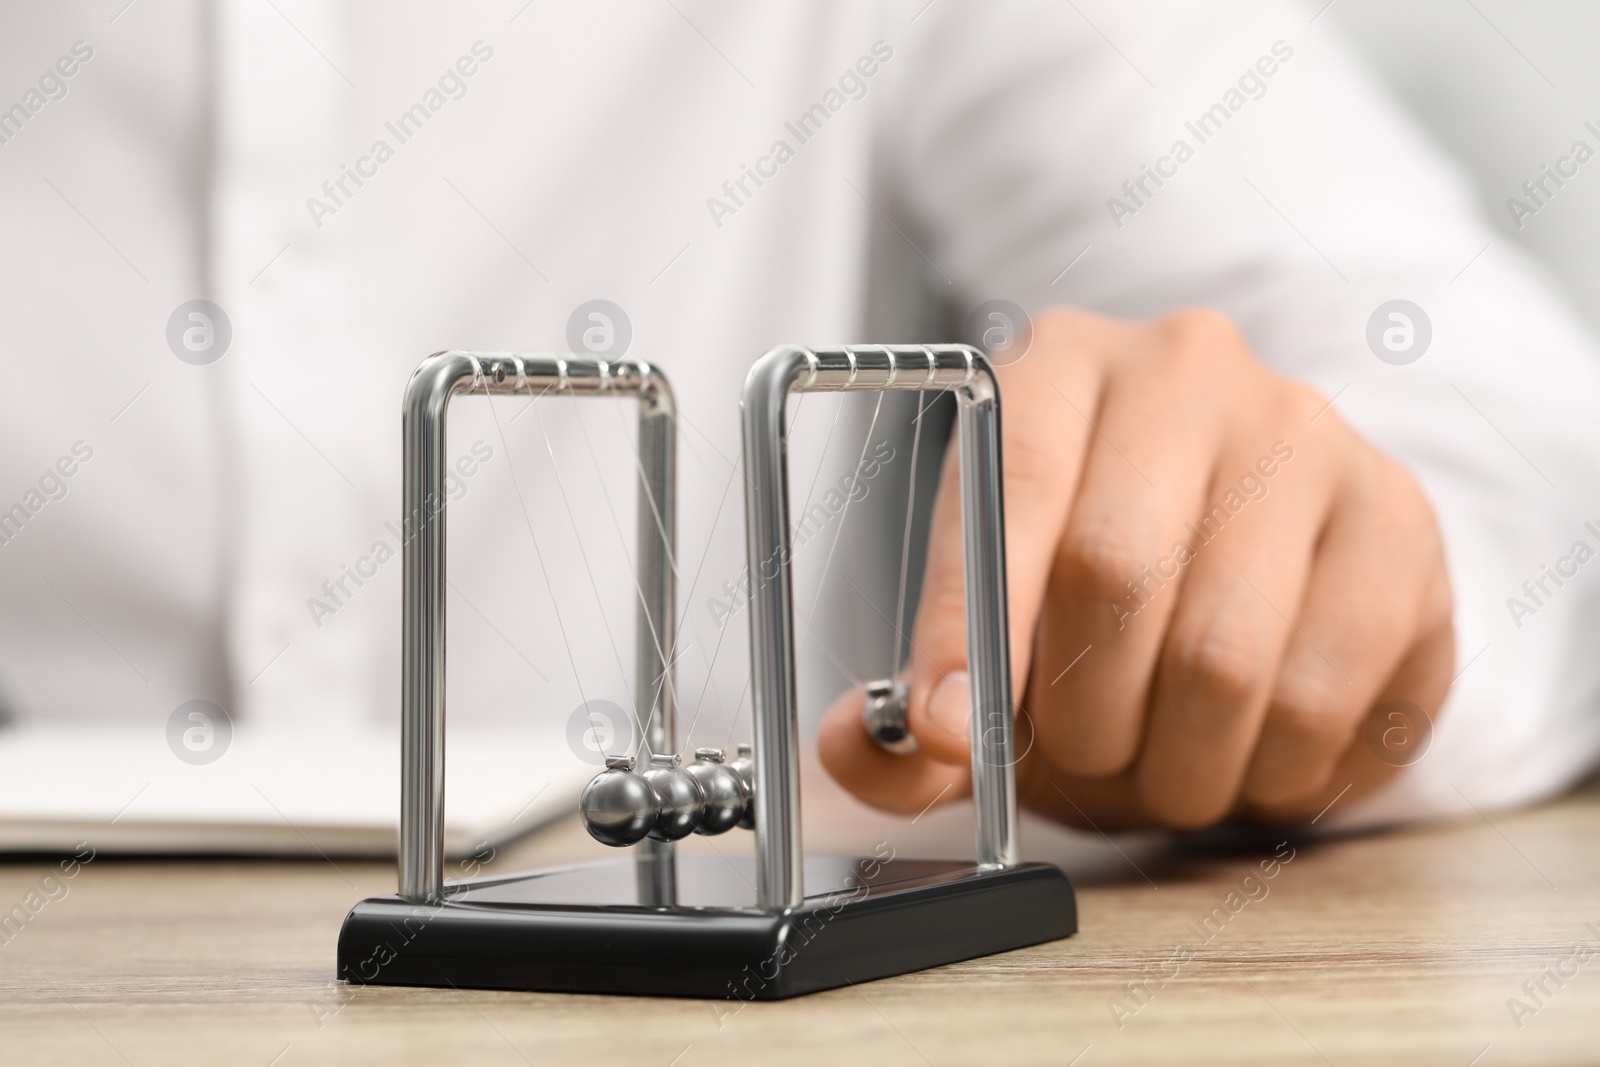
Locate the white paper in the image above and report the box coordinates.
[0,723,592,857]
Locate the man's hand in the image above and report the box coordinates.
[818,308,1455,830]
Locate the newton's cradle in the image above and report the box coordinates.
[337,345,1077,999]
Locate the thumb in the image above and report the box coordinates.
[905,338,1097,764]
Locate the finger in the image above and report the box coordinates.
[1018,760,1154,834]
[903,312,1111,764]
[1026,321,1227,777]
[816,684,969,815]
[1136,417,1333,827]
[1242,457,1456,808]
[1245,612,1455,824]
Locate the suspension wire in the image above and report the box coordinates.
[797,390,886,650]
[484,391,591,716]
[524,397,641,734]
[891,390,928,677]
[571,402,673,721]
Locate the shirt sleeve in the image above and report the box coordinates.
[878,0,1600,823]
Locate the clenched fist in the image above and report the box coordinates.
[819,308,1455,830]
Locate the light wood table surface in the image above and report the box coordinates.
[3,759,1597,1066]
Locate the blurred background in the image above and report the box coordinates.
[2,0,1599,849]
[1331,1,1600,333]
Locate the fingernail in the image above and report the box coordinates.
[928,672,970,737]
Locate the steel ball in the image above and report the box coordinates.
[863,678,917,755]
[687,749,750,836]
[727,742,756,829]
[643,755,705,841]
[580,760,660,847]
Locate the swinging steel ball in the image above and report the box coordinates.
[580,755,660,846]
[643,753,706,840]
[686,748,750,835]
[863,678,917,755]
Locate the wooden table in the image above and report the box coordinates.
[3,761,1596,1066]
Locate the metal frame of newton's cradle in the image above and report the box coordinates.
[336,346,1076,1000]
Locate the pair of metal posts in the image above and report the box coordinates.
[396,345,1018,911]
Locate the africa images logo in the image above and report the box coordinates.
[166,700,232,765]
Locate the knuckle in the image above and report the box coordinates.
[1156,306,1246,365]
[1374,464,1456,621]
[1378,460,1434,529]
[1166,622,1270,706]
[1267,668,1352,747]
[1353,457,1448,567]
[1054,521,1151,603]
[1280,381,1327,425]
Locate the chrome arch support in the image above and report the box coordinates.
[740,344,1018,911]
[398,352,677,904]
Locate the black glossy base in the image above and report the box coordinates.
[337,853,1076,999]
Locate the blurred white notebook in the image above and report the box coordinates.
[0,723,591,857]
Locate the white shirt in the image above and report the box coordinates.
[2,0,1597,827]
